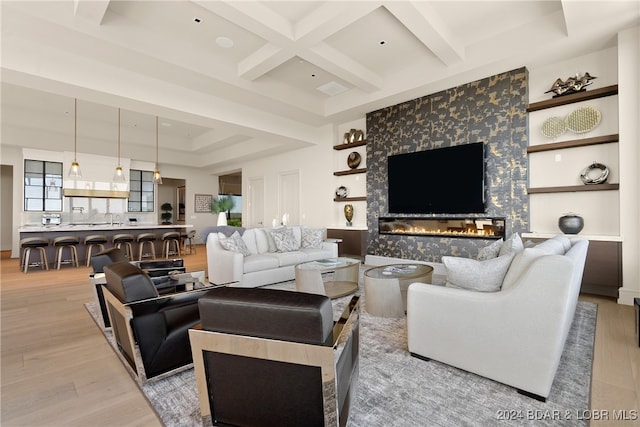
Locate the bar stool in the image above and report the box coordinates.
[20,237,49,273]
[84,234,108,266]
[181,230,196,255]
[53,236,80,269]
[162,231,181,258]
[136,233,157,261]
[112,234,135,260]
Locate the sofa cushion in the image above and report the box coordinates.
[550,234,572,252]
[301,227,324,249]
[499,232,523,256]
[253,228,275,253]
[300,248,333,259]
[244,254,280,273]
[501,248,547,291]
[273,251,310,267]
[270,227,300,252]
[241,229,259,255]
[218,231,251,257]
[443,252,516,292]
[477,238,503,261]
[535,238,565,255]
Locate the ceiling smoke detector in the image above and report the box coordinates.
[317,81,349,96]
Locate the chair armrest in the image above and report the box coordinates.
[206,233,244,284]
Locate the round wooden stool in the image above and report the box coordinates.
[20,237,50,273]
[53,236,80,269]
[84,234,108,266]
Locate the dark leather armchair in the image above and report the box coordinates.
[89,247,128,328]
[189,287,360,426]
[103,261,208,381]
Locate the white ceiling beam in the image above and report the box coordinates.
[238,43,292,81]
[385,1,464,66]
[73,0,110,25]
[198,0,383,91]
[302,43,382,93]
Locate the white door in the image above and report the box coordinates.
[279,170,300,225]
[248,176,265,227]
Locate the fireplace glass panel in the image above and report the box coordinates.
[379,217,505,240]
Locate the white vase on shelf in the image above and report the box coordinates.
[217,213,227,226]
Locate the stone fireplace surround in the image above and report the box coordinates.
[365,68,529,262]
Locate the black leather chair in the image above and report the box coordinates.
[89,247,128,328]
[189,287,360,426]
[103,261,208,381]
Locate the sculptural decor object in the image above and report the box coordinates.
[347,151,361,169]
[344,204,354,226]
[580,162,609,185]
[544,72,597,97]
[558,213,584,234]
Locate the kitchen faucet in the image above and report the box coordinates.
[105,213,114,226]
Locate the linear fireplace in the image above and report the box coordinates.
[379,217,506,240]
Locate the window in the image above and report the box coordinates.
[128,169,155,212]
[24,160,63,211]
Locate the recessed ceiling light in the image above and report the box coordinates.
[379,40,387,45]
[193,17,201,23]
[216,36,234,48]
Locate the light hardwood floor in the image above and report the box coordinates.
[1,248,639,426]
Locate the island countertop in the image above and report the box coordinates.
[19,224,193,233]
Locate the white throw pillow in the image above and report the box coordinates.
[499,232,523,256]
[218,231,251,257]
[301,227,324,249]
[269,227,300,252]
[443,252,516,292]
[477,238,503,260]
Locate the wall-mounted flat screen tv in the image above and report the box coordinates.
[387,142,485,214]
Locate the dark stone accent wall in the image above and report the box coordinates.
[366,67,529,262]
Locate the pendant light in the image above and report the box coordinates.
[113,108,126,182]
[68,98,82,178]
[153,116,163,184]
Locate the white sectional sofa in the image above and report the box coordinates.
[406,234,589,401]
[206,226,338,287]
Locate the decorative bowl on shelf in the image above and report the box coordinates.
[335,186,348,198]
[558,213,584,234]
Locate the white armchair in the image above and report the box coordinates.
[406,238,588,401]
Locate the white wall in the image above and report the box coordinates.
[617,26,640,305]
[527,30,640,305]
[527,46,620,236]
[241,133,334,229]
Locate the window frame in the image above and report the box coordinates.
[128,169,155,212]
[24,159,63,212]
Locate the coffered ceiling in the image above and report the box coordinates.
[1,1,638,174]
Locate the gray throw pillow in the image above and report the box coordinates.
[301,227,324,249]
[477,238,503,261]
[499,232,523,256]
[443,252,516,292]
[218,231,251,257]
[269,227,300,252]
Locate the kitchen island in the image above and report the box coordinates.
[19,224,193,267]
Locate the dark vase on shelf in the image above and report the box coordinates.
[558,214,584,234]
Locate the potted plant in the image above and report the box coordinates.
[160,202,173,224]
[210,196,235,226]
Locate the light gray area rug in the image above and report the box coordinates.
[87,278,596,427]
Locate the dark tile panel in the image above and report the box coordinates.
[366,67,529,261]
